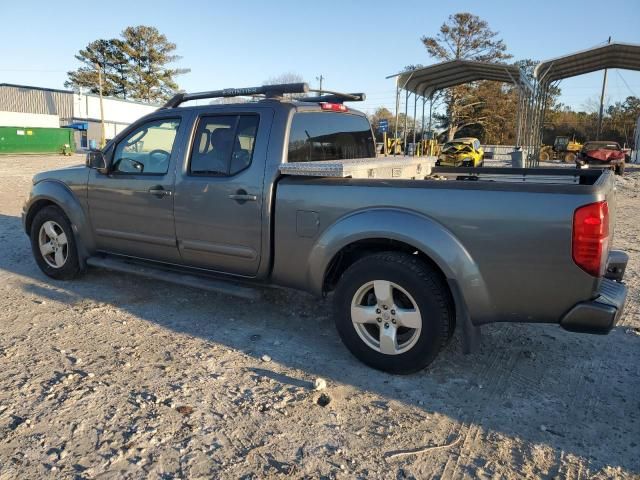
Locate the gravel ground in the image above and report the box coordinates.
[0,154,639,479]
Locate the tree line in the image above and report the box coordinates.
[67,17,639,147]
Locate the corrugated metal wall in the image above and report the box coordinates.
[0,85,73,119]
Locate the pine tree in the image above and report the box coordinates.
[421,13,511,140]
[66,26,189,102]
[120,26,190,103]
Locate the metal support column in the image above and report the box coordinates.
[403,90,409,154]
[421,97,426,143]
[412,94,418,155]
[393,77,400,156]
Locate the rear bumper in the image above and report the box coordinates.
[560,251,629,334]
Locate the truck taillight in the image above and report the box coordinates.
[572,201,609,277]
[320,102,348,112]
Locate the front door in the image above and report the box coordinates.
[87,116,186,263]
[173,111,270,276]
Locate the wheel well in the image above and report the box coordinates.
[24,199,57,236]
[324,238,447,291]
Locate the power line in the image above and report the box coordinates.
[615,70,638,98]
[0,68,67,73]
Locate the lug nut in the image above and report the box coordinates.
[377,317,381,322]
[384,323,389,329]
[376,308,381,314]
[383,305,388,310]
[392,319,396,324]
[391,309,396,315]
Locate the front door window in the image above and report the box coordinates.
[112,118,181,174]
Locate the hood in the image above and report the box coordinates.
[441,143,473,156]
[584,149,625,162]
[33,164,88,186]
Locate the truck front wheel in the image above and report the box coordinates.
[30,206,81,280]
[333,252,453,374]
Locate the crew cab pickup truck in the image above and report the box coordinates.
[23,83,628,374]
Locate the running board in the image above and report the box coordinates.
[85,256,261,301]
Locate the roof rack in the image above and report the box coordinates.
[301,90,366,104]
[162,82,309,108]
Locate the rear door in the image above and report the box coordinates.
[87,114,188,263]
[173,109,273,276]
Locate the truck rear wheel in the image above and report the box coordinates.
[30,206,81,280]
[333,252,453,374]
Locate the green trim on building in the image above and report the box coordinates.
[0,126,75,154]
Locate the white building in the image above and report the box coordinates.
[0,83,159,149]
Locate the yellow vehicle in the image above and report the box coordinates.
[539,136,583,163]
[436,137,484,167]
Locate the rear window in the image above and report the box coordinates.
[287,112,375,162]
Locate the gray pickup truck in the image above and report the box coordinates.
[23,83,628,374]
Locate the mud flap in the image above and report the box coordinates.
[461,309,481,354]
[448,279,481,354]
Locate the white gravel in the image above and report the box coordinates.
[0,154,638,479]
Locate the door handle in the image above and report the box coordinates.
[228,190,257,202]
[148,186,172,198]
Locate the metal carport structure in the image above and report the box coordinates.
[390,42,640,167]
[529,42,640,164]
[388,59,534,162]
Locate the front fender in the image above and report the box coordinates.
[307,208,493,323]
[24,180,94,262]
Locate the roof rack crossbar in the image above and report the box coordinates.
[302,91,366,104]
[162,82,309,108]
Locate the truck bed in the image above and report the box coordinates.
[431,166,604,185]
[271,167,616,326]
[280,159,605,186]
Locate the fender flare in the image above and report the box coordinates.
[24,180,94,263]
[307,208,493,322]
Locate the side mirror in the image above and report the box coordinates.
[86,150,108,174]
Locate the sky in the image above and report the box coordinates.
[2,0,639,116]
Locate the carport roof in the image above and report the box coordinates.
[391,59,532,98]
[535,42,640,83]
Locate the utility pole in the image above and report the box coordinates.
[96,62,106,148]
[596,36,611,140]
[316,75,324,95]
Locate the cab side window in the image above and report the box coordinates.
[189,114,259,176]
[112,118,181,175]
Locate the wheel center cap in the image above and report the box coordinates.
[382,311,390,321]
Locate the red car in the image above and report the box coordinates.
[576,141,626,175]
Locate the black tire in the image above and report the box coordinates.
[30,206,81,280]
[333,252,454,374]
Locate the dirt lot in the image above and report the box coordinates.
[0,154,639,479]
